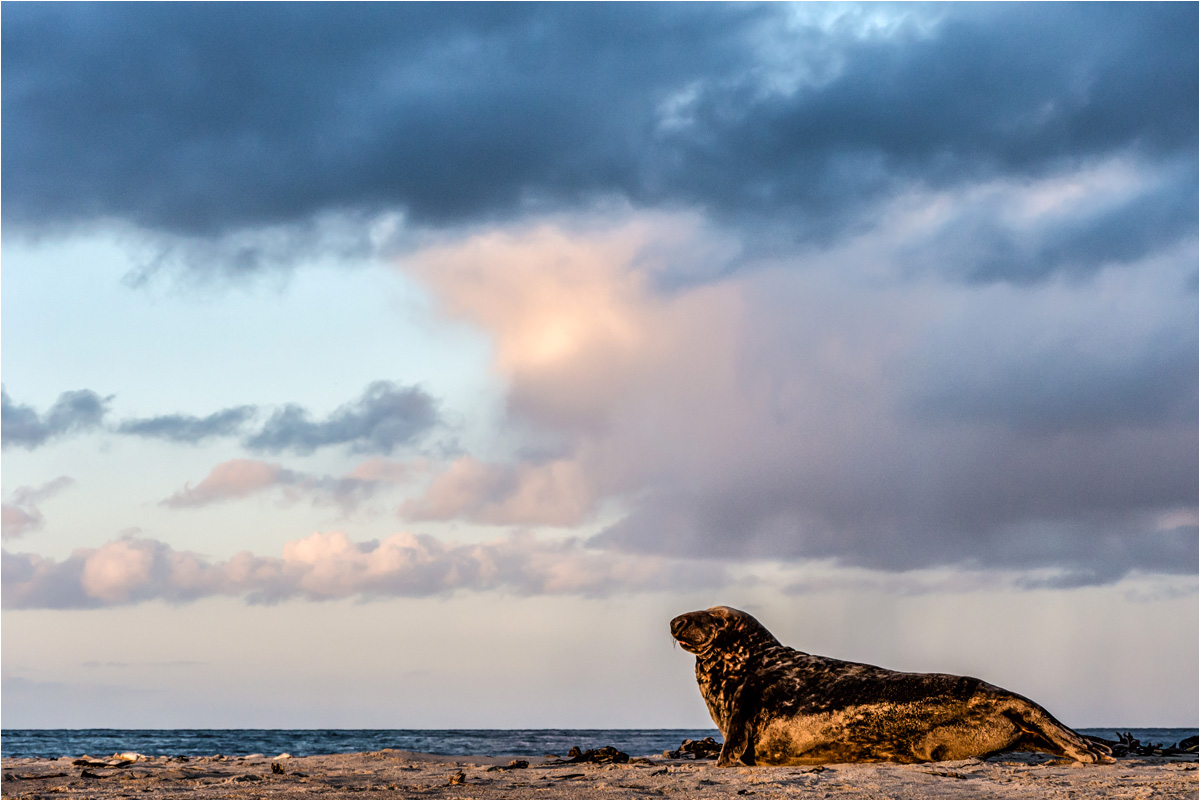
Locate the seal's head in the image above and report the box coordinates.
[670,606,779,656]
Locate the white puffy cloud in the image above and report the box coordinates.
[80,538,159,603]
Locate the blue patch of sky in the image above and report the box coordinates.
[1,232,505,559]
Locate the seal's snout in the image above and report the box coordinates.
[671,612,708,653]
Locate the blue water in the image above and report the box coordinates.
[0,729,720,759]
[1,728,1194,759]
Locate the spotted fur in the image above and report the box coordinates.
[670,606,1114,767]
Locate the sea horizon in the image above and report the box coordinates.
[3,727,1196,760]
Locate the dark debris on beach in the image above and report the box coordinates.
[1086,733,1199,758]
[544,746,630,765]
[663,737,722,760]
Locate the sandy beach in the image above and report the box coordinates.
[2,749,1196,800]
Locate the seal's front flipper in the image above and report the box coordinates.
[717,732,750,767]
[717,687,757,767]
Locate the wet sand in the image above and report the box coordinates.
[2,749,1197,800]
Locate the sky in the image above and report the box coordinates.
[2,2,1197,730]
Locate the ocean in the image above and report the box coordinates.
[1,728,1195,759]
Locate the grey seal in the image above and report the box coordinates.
[670,605,1114,766]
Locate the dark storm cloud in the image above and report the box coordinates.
[1,388,111,450]
[244,381,440,455]
[663,5,1196,204]
[0,2,755,234]
[116,405,257,443]
[3,3,1194,281]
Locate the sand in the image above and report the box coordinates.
[2,749,1196,799]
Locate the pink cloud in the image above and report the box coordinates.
[163,459,287,507]
[407,215,744,433]
[163,458,420,512]
[346,457,426,483]
[2,476,75,539]
[399,216,748,526]
[1,529,726,609]
[1,505,40,540]
[399,456,594,527]
[79,538,158,603]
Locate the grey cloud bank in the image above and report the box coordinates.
[2,3,1195,286]
[398,214,1196,585]
[3,382,440,455]
[1,388,111,450]
[117,406,257,443]
[595,266,1198,580]
[243,381,440,455]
